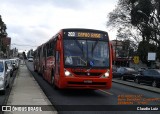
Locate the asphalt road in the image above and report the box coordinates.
[0,69,17,105]
[26,61,160,114]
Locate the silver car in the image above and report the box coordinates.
[0,60,11,95]
[10,58,19,70]
[6,59,14,76]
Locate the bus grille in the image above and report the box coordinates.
[68,81,106,85]
[73,72,102,76]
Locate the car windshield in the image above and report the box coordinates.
[0,62,4,72]
[63,39,109,68]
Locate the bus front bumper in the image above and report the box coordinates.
[59,77,112,89]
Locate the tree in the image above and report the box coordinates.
[137,41,157,64]
[107,0,160,61]
[107,0,141,51]
[130,0,159,40]
[130,0,160,60]
[0,15,7,55]
[0,15,7,37]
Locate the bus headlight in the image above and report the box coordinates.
[65,70,73,76]
[101,72,109,78]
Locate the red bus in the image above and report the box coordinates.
[34,45,44,74]
[34,28,113,89]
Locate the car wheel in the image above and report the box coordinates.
[152,81,157,87]
[135,78,140,84]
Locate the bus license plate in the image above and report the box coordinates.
[84,80,92,83]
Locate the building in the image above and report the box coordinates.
[111,40,132,67]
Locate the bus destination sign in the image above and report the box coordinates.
[67,32,104,39]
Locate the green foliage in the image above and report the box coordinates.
[107,0,141,51]
[0,15,7,54]
[107,0,160,61]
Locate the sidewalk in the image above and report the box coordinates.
[5,61,57,114]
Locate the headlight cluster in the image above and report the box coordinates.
[101,71,110,78]
[64,70,73,77]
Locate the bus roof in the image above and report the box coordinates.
[61,28,108,34]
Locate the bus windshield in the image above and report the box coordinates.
[64,39,109,68]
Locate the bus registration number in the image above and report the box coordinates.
[84,80,92,83]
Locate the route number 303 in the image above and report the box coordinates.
[68,32,75,37]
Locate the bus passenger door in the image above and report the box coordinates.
[55,51,60,84]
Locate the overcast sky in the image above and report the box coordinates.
[0,0,118,52]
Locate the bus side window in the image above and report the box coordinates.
[56,51,60,63]
[56,51,60,75]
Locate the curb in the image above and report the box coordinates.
[112,79,160,94]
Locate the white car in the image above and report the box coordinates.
[0,60,11,95]
[10,59,19,70]
[28,57,33,62]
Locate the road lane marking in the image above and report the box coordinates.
[98,89,113,95]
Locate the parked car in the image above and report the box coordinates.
[10,59,19,70]
[28,57,33,62]
[5,59,14,76]
[113,67,139,81]
[0,60,11,95]
[138,67,147,74]
[14,58,20,67]
[135,69,160,87]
